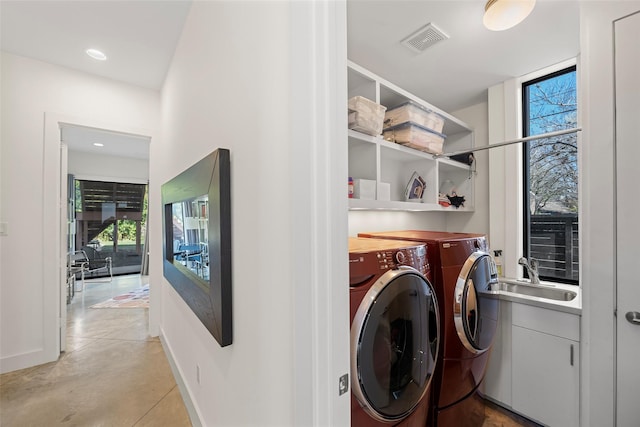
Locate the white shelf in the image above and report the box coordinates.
[349,198,473,212]
[347,62,475,212]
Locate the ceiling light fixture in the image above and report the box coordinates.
[483,0,536,31]
[86,48,107,61]
[93,143,104,147]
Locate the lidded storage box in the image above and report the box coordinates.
[348,96,387,136]
[383,121,446,154]
[384,100,445,134]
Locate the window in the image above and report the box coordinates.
[73,179,148,276]
[522,66,578,284]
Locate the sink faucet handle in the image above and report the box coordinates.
[530,258,539,270]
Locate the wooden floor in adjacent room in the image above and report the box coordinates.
[483,399,542,427]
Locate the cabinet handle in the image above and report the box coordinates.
[626,311,640,325]
[570,344,574,366]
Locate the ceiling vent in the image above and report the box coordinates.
[401,23,449,53]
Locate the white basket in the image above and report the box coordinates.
[384,101,445,134]
[383,121,446,154]
[348,96,387,136]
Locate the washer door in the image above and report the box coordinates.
[453,251,499,354]
[351,267,439,423]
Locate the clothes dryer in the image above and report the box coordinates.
[349,237,440,427]
[357,231,499,427]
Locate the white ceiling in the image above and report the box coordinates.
[347,0,580,112]
[61,124,150,160]
[0,0,581,157]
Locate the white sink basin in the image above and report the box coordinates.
[493,280,578,302]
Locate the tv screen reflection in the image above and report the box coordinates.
[171,195,209,283]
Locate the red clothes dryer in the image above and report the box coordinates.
[349,237,440,427]
[357,231,499,427]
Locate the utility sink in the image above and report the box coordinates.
[493,280,578,302]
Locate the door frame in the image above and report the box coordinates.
[614,10,640,426]
[43,113,158,360]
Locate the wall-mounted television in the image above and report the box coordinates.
[162,149,232,347]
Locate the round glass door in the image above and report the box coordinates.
[453,251,499,354]
[351,267,439,423]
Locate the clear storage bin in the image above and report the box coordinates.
[382,121,446,154]
[348,96,387,136]
[384,101,445,134]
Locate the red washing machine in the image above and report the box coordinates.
[349,237,440,427]
[357,231,499,427]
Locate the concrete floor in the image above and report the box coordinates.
[1,274,535,427]
[0,274,192,427]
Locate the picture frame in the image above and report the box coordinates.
[161,149,232,347]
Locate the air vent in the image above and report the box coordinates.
[401,23,449,53]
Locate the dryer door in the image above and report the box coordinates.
[453,251,499,354]
[351,267,439,423]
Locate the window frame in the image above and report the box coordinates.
[521,65,578,285]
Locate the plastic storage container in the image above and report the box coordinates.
[384,101,445,134]
[382,121,446,154]
[348,96,387,136]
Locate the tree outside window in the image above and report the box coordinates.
[523,66,578,283]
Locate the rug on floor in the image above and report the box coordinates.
[90,285,149,308]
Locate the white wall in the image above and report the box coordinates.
[154,1,349,426]
[68,151,149,183]
[579,3,640,426]
[0,52,160,373]
[446,102,490,237]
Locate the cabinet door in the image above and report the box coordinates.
[512,325,579,427]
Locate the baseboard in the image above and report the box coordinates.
[159,329,202,427]
[0,348,56,374]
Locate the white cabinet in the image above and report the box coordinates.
[347,61,475,211]
[511,303,580,427]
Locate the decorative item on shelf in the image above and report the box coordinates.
[438,193,451,207]
[439,178,465,208]
[405,172,426,202]
[348,177,354,198]
[447,193,466,208]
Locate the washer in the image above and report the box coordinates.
[357,231,499,427]
[349,237,440,427]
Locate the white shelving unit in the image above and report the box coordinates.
[348,61,475,212]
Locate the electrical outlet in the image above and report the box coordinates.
[338,374,349,395]
[196,365,200,385]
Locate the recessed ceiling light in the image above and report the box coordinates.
[93,143,104,147]
[86,48,107,61]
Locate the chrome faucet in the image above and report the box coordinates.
[518,257,540,284]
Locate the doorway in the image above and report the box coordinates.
[56,121,152,354]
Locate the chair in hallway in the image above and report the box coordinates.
[68,247,113,292]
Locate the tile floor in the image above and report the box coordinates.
[1,274,537,427]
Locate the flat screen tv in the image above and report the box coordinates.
[162,149,232,346]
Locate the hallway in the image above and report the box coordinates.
[0,275,192,426]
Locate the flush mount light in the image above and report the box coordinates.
[483,0,536,31]
[86,48,107,61]
[93,143,104,147]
